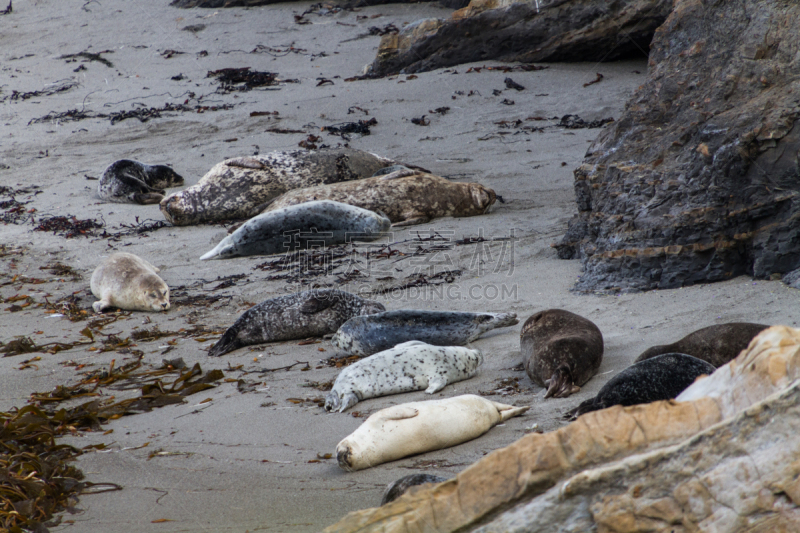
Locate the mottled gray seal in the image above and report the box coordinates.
[564,353,716,420]
[159,148,397,225]
[208,289,385,357]
[97,159,184,204]
[90,252,170,313]
[635,322,769,367]
[199,200,391,260]
[261,170,496,227]
[324,341,483,412]
[520,309,604,399]
[381,474,448,505]
[331,310,519,358]
[336,395,529,471]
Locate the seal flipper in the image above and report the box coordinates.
[392,216,431,227]
[492,402,530,422]
[132,192,166,205]
[337,392,359,413]
[564,397,599,421]
[378,406,419,421]
[424,375,447,394]
[544,366,580,398]
[208,326,244,357]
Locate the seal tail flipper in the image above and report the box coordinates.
[338,392,359,413]
[133,192,166,205]
[391,216,431,227]
[424,376,447,394]
[208,326,243,357]
[495,403,530,422]
[544,366,579,399]
[564,397,599,421]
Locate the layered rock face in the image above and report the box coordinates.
[367,0,671,77]
[324,325,800,532]
[556,0,800,292]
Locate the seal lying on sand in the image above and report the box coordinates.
[159,148,397,225]
[261,169,496,227]
[199,200,391,260]
[331,310,519,357]
[208,289,385,357]
[520,309,604,398]
[336,394,529,471]
[90,252,170,313]
[635,322,769,367]
[98,159,184,204]
[564,353,715,420]
[324,341,483,412]
[381,474,448,505]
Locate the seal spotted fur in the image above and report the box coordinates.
[208,289,385,357]
[199,200,391,260]
[331,310,519,357]
[159,148,397,225]
[90,252,170,313]
[565,353,715,420]
[520,309,604,398]
[324,341,483,412]
[262,170,496,227]
[381,474,448,505]
[98,159,184,204]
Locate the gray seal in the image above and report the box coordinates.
[381,474,448,505]
[635,322,769,367]
[98,159,184,204]
[331,310,519,357]
[199,200,391,260]
[520,309,604,398]
[564,353,716,420]
[159,148,397,225]
[90,252,170,313]
[324,341,483,412]
[208,289,385,357]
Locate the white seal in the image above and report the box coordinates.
[324,341,484,412]
[90,252,170,313]
[335,394,529,471]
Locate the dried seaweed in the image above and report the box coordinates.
[583,72,604,87]
[103,218,171,240]
[10,79,79,101]
[322,118,377,139]
[1,185,41,225]
[33,215,103,238]
[208,67,278,93]
[465,64,548,73]
[0,1,10,15]
[40,263,81,281]
[58,50,114,68]
[479,376,524,396]
[558,114,613,129]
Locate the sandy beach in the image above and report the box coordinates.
[1,1,799,531]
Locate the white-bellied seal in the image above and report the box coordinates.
[520,309,604,399]
[199,200,391,260]
[381,474,448,505]
[335,394,528,471]
[97,159,184,204]
[208,289,385,357]
[331,310,519,357]
[159,148,398,225]
[261,170,496,227]
[564,353,716,420]
[324,341,483,412]
[635,322,769,367]
[90,252,170,313]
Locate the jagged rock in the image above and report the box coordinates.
[323,325,800,532]
[366,0,671,77]
[171,0,445,7]
[556,0,800,292]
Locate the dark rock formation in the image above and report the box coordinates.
[171,0,442,7]
[556,0,800,292]
[367,0,671,77]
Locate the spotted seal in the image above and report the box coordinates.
[97,159,184,204]
[520,309,604,399]
[324,341,483,412]
[564,353,716,420]
[336,394,529,471]
[199,200,391,260]
[635,322,769,367]
[381,474,448,505]
[261,169,496,227]
[208,289,385,357]
[331,310,519,357]
[159,148,398,225]
[90,252,170,313]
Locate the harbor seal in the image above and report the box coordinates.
[208,289,385,357]
[564,353,716,420]
[97,159,184,204]
[635,322,769,367]
[90,252,170,313]
[381,474,448,505]
[159,147,397,225]
[331,310,519,357]
[335,394,529,471]
[261,170,496,227]
[324,341,483,412]
[520,309,604,398]
[199,200,391,260]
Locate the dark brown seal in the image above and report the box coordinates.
[520,309,603,398]
[635,322,769,367]
[381,474,448,505]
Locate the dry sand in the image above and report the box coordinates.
[1,1,799,532]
